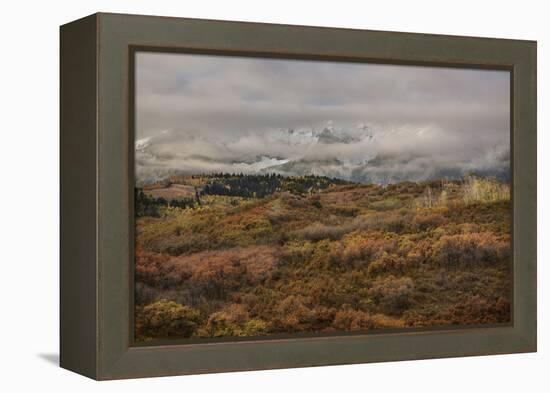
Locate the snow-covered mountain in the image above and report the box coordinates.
[135,124,510,185]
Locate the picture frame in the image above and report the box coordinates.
[60,12,537,380]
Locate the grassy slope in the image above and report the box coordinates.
[134,177,511,341]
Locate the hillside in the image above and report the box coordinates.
[134,174,511,341]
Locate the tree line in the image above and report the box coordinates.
[135,173,351,217]
[202,173,350,198]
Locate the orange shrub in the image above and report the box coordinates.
[367,253,411,276]
[135,249,189,288]
[274,295,314,332]
[332,306,372,331]
[341,233,397,264]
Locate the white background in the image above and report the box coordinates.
[0,0,546,391]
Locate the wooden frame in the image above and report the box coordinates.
[60,12,537,380]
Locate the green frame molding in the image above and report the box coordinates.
[60,12,537,380]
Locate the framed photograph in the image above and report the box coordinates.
[60,13,536,380]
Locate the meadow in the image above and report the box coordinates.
[134,174,511,341]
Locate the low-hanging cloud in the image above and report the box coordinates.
[135,51,510,184]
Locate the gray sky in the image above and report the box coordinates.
[135,51,510,184]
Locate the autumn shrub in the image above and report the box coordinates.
[201,313,238,337]
[308,306,338,330]
[292,222,345,241]
[280,193,311,209]
[291,210,412,243]
[368,276,415,315]
[266,209,294,224]
[332,308,406,331]
[412,212,446,231]
[281,241,317,266]
[328,204,360,217]
[243,319,271,336]
[462,176,510,204]
[273,295,315,332]
[432,232,510,267]
[137,214,215,255]
[202,303,270,337]
[433,295,510,325]
[332,306,373,331]
[135,300,201,340]
[368,198,403,211]
[135,249,190,288]
[162,233,215,256]
[367,313,406,329]
[360,211,411,233]
[137,247,278,304]
[297,275,340,307]
[217,215,275,246]
[442,201,511,238]
[340,233,397,264]
[187,246,276,280]
[367,253,410,276]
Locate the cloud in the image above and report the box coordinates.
[135,51,510,184]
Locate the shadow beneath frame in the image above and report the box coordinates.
[38,353,59,366]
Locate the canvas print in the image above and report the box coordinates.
[133,52,511,342]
